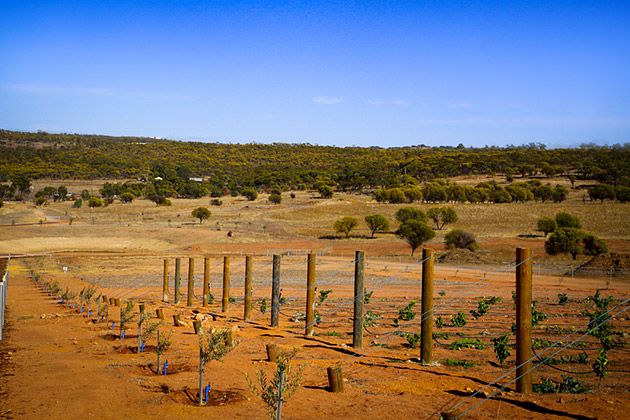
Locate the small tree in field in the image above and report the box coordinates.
[242,188,258,201]
[192,207,211,224]
[88,196,103,208]
[198,328,234,405]
[582,233,608,256]
[537,217,557,237]
[396,220,435,256]
[120,192,135,203]
[588,184,616,203]
[427,207,458,230]
[545,227,608,260]
[555,212,582,229]
[318,184,333,199]
[334,216,359,238]
[246,348,305,419]
[269,193,282,204]
[395,207,427,224]
[545,228,584,260]
[364,214,389,238]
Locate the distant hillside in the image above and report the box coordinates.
[1,129,628,190]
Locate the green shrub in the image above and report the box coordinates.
[444,229,478,251]
[402,332,421,348]
[448,338,486,350]
[318,290,333,303]
[268,193,282,204]
[397,300,416,321]
[242,188,258,201]
[558,293,568,305]
[450,311,466,327]
[491,334,511,364]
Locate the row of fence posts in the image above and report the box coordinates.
[328,248,533,394]
[0,259,8,341]
[159,248,533,395]
[161,255,283,325]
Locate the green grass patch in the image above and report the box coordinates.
[443,358,480,368]
[448,338,487,350]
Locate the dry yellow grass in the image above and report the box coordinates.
[0,180,628,263]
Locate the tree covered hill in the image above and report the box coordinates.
[1,129,628,190]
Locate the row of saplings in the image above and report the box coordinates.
[28,270,305,419]
[28,268,623,405]
[383,289,622,394]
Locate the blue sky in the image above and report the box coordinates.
[1,1,628,147]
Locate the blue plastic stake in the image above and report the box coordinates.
[81,307,84,313]
[89,310,92,318]
[122,331,125,340]
[112,321,115,329]
[205,385,210,402]
[141,342,146,352]
[164,362,168,375]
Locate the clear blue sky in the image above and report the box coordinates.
[1,1,628,147]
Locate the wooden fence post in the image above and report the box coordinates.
[516,248,533,393]
[187,257,194,307]
[162,259,169,303]
[271,254,281,327]
[138,307,144,353]
[421,248,434,365]
[353,251,365,349]
[103,296,109,327]
[174,257,181,304]
[244,256,252,320]
[222,256,230,312]
[327,366,343,392]
[203,257,210,307]
[305,253,316,336]
[266,343,277,362]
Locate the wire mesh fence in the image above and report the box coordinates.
[0,258,8,341]
[11,251,630,418]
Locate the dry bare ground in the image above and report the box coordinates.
[1,178,630,419]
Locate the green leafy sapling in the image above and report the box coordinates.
[451,311,467,327]
[246,348,305,419]
[593,348,609,385]
[364,288,374,304]
[395,300,417,326]
[558,293,568,305]
[156,329,173,374]
[363,311,382,331]
[260,298,268,314]
[119,301,136,338]
[198,327,235,405]
[318,290,333,303]
[491,334,511,364]
[83,285,97,315]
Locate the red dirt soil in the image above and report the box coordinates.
[1,255,630,420]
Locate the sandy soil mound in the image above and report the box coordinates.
[577,252,630,273]
[437,248,481,262]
